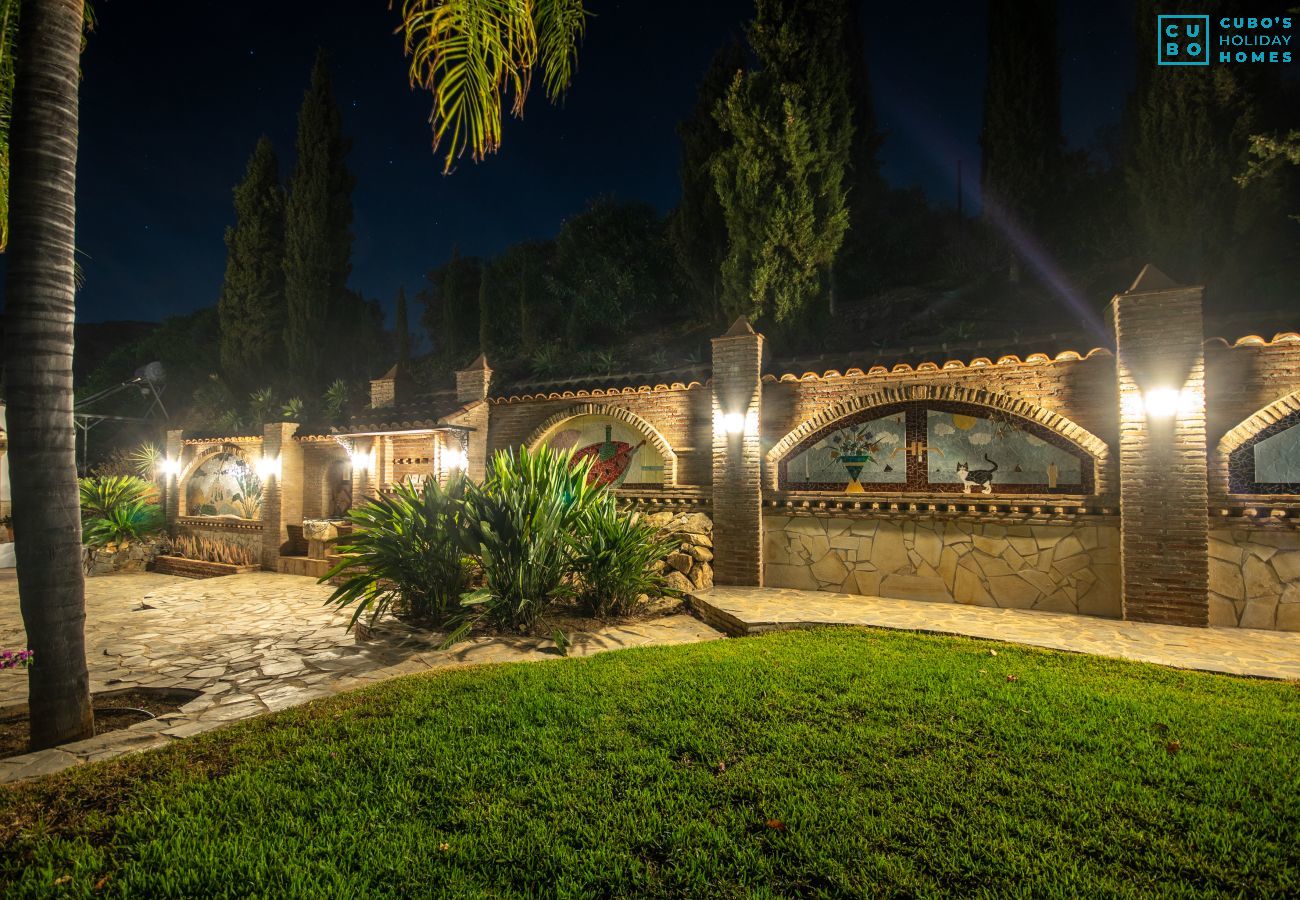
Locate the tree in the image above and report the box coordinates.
[711,0,852,326]
[979,0,1062,278]
[1,0,93,750]
[394,285,411,365]
[547,198,680,347]
[396,0,587,172]
[670,39,744,323]
[832,0,885,300]
[476,263,492,357]
[283,50,355,391]
[218,136,286,390]
[420,247,481,366]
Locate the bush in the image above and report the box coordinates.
[457,446,603,634]
[79,476,164,547]
[324,474,473,627]
[570,496,677,617]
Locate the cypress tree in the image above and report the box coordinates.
[217,136,285,389]
[979,0,1062,273]
[477,263,491,356]
[283,49,355,390]
[394,285,410,366]
[711,0,853,326]
[670,39,745,323]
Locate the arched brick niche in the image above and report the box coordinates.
[765,386,1108,495]
[1219,389,1300,495]
[525,403,679,487]
[178,444,264,519]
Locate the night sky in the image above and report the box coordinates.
[21,0,1135,325]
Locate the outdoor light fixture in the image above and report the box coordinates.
[443,447,469,471]
[723,412,746,434]
[349,449,374,472]
[255,455,281,480]
[159,458,182,478]
[1142,387,1199,420]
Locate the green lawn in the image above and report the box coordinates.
[2,628,1297,897]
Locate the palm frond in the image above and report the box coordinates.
[396,0,585,173]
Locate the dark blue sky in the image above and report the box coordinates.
[29,0,1135,324]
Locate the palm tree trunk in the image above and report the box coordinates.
[2,0,91,751]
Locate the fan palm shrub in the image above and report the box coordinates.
[570,496,676,617]
[456,445,602,634]
[78,475,164,547]
[324,473,473,626]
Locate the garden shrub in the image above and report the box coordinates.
[78,475,165,547]
[570,496,677,617]
[324,473,473,626]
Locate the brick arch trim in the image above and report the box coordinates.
[525,403,678,485]
[1216,388,1300,458]
[177,444,257,517]
[765,385,1109,485]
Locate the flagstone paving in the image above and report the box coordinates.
[0,571,720,783]
[690,585,1300,681]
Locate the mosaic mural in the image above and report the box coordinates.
[185,450,263,519]
[1229,409,1300,494]
[783,413,906,491]
[779,402,1092,494]
[926,409,1082,492]
[541,415,665,487]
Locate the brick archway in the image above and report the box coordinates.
[1216,387,1300,495]
[764,385,1110,491]
[177,444,258,518]
[525,403,679,485]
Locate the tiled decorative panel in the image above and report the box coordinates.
[1229,408,1300,494]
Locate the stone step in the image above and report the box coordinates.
[277,556,333,579]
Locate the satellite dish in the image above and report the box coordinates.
[136,361,166,384]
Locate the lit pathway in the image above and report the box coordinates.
[690,586,1300,681]
[0,571,720,783]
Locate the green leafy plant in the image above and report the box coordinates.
[129,442,164,481]
[323,379,350,423]
[454,445,602,636]
[281,396,305,421]
[78,475,164,547]
[249,387,277,428]
[324,473,473,627]
[530,343,562,378]
[569,496,676,617]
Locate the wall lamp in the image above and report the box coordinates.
[443,447,469,471]
[255,455,281,480]
[723,412,746,434]
[349,449,374,472]
[159,458,182,478]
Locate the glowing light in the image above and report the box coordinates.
[159,458,182,478]
[254,455,281,479]
[443,448,469,471]
[349,449,374,472]
[723,412,746,434]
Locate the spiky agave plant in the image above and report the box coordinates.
[454,445,602,636]
[397,0,587,173]
[324,472,474,626]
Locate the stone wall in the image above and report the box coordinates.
[764,515,1121,617]
[643,510,714,593]
[84,538,167,576]
[1208,526,1300,631]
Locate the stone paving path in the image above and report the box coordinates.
[691,586,1300,681]
[0,571,720,783]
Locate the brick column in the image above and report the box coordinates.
[163,428,184,528]
[1110,265,1209,626]
[711,317,765,586]
[455,354,493,481]
[260,422,304,571]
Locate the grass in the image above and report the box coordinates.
[1,627,1297,897]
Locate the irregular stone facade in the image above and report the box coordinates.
[1209,528,1300,631]
[643,510,714,593]
[764,516,1120,617]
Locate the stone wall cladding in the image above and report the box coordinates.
[643,511,714,592]
[764,515,1120,616]
[1209,526,1300,631]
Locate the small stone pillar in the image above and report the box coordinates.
[454,354,493,482]
[370,362,414,409]
[260,422,304,571]
[163,428,184,527]
[711,317,765,586]
[1110,264,1209,626]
